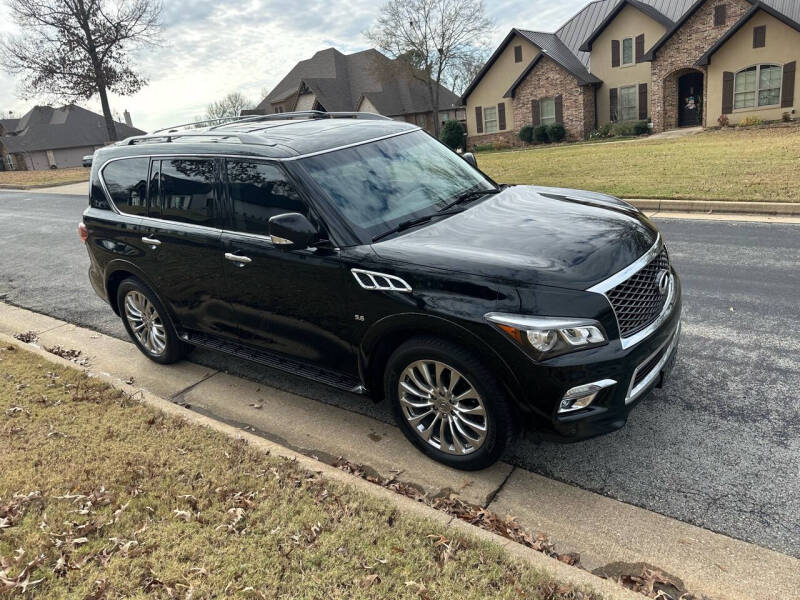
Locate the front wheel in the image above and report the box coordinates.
[117,278,190,364]
[385,336,515,470]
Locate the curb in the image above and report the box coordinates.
[0,332,643,600]
[628,198,800,216]
[0,182,88,190]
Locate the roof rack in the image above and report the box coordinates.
[151,111,391,135]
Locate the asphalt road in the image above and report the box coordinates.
[1,190,798,557]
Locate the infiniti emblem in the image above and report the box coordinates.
[657,269,671,295]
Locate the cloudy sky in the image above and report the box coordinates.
[0,0,585,132]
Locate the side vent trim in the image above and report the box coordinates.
[351,269,412,293]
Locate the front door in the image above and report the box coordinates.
[218,158,355,373]
[678,72,703,127]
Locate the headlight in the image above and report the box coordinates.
[485,312,607,359]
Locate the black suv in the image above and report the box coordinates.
[81,111,681,470]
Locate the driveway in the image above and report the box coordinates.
[1,190,798,557]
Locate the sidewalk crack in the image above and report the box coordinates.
[483,465,515,509]
[168,370,221,403]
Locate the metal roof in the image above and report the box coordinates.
[517,30,602,85]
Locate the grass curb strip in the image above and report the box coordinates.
[0,333,645,599]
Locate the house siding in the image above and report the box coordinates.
[706,10,800,125]
[511,56,594,141]
[650,0,752,132]
[591,4,668,125]
[465,33,541,138]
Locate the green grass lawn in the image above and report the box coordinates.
[0,166,89,188]
[477,126,800,202]
[0,343,601,599]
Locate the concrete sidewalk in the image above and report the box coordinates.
[1,302,797,600]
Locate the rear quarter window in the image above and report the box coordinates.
[101,158,149,216]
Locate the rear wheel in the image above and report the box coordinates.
[117,278,190,364]
[385,336,515,470]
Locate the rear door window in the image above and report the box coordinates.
[159,158,217,226]
[225,159,307,236]
[101,158,149,216]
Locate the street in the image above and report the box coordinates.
[1,190,798,557]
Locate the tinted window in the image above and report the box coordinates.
[159,159,217,225]
[102,158,149,216]
[226,160,306,236]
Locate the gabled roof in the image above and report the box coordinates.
[578,0,674,51]
[461,28,599,103]
[254,47,460,117]
[0,118,19,133]
[696,1,800,65]
[0,105,144,154]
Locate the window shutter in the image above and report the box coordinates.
[638,83,648,120]
[635,34,645,63]
[782,61,796,108]
[610,88,618,122]
[531,99,540,126]
[475,106,483,133]
[554,95,563,124]
[714,4,727,26]
[514,45,522,63]
[722,72,734,114]
[753,25,766,48]
[611,40,620,67]
[497,103,506,130]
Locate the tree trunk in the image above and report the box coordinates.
[97,81,118,142]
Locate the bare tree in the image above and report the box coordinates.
[0,0,162,142]
[205,92,255,122]
[448,49,490,97]
[366,0,493,137]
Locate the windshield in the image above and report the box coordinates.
[300,130,496,242]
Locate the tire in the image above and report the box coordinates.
[385,336,515,470]
[116,277,191,364]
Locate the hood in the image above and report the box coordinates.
[371,185,658,290]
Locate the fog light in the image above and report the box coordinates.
[559,379,617,414]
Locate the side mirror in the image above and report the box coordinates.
[268,212,317,250]
[462,152,477,168]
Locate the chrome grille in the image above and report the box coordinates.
[606,248,671,338]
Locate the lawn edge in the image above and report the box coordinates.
[627,199,800,215]
[0,332,643,600]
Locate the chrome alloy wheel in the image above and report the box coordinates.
[124,291,167,356]
[398,360,488,455]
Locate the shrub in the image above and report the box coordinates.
[782,112,792,123]
[609,120,648,137]
[518,125,535,144]
[632,120,649,135]
[738,116,764,127]
[472,143,495,152]
[533,125,549,142]
[717,114,730,128]
[493,141,512,151]
[547,123,566,142]
[439,119,465,150]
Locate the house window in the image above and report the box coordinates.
[735,64,782,109]
[6,154,15,170]
[619,86,638,121]
[514,45,523,63]
[714,4,727,26]
[540,98,556,125]
[483,106,499,133]
[622,37,634,65]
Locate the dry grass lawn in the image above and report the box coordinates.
[0,344,599,599]
[0,167,90,188]
[477,126,800,202]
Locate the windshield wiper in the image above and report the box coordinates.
[439,187,501,212]
[371,214,440,243]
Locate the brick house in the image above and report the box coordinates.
[245,48,465,134]
[462,0,800,146]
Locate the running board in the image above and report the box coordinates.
[181,331,365,394]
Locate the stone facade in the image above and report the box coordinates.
[467,130,522,149]
[650,0,752,132]
[511,56,595,141]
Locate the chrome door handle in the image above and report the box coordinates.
[141,236,161,247]
[225,252,252,264]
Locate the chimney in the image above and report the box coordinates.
[123,110,133,127]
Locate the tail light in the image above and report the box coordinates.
[78,222,89,243]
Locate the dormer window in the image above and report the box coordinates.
[622,37,634,65]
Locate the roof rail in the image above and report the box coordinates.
[151,111,392,135]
